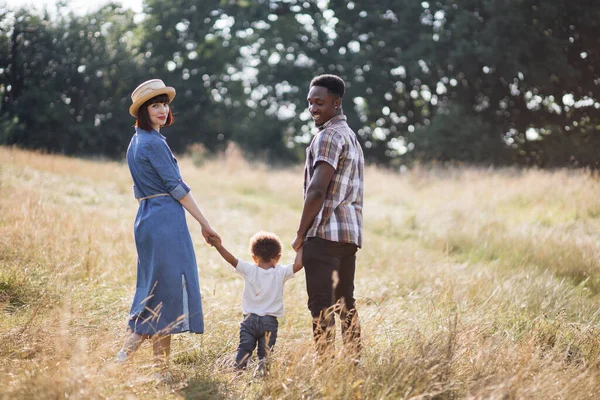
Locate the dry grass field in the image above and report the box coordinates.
[1,145,600,399]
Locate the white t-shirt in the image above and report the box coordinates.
[235,259,295,318]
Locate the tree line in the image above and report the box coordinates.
[1,0,599,168]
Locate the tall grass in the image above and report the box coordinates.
[1,146,600,399]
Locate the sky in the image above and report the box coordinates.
[4,0,143,14]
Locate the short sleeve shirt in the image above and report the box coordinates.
[303,115,364,247]
[235,260,295,318]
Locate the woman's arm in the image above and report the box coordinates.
[178,191,221,243]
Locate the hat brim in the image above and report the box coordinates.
[129,87,176,118]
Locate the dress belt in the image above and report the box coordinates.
[140,193,170,201]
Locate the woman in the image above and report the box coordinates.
[115,79,220,364]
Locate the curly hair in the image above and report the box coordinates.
[310,74,345,98]
[249,231,282,263]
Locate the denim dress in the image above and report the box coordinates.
[125,127,204,335]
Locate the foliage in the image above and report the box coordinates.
[0,5,144,157]
[0,1,599,166]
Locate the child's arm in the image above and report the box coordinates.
[207,236,238,268]
[293,246,304,273]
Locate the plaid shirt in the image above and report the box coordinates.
[303,115,364,247]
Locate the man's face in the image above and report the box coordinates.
[307,85,340,126]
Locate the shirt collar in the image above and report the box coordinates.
[317,114,347,131]
[135,127,165,139]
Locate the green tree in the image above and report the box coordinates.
[2,0,599,167]
[136,0,252,154]
[402,1,600,166]
[0,4,145,157]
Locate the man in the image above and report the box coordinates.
[292,74,364,357]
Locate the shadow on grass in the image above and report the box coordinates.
[181,374,228,400]
[0,267,52,315]
[426,229,600,295]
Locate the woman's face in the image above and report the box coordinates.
[147,102,170,130]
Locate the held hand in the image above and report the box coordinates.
[207,236,221,247]
[291,234,304,252]
[202,225,221,245]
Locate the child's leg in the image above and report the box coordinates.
[255,317,278,376]
[236,315,258,369]
[253,334,268,378]
[258,316,279,360]
[256,334,267,360]
[266,327,278,353]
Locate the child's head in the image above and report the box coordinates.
[249,231,282,264]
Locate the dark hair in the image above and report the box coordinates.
[310,74,345,98]
[136,94,174,131]
[249,231,282,263]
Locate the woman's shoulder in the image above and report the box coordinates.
[137,131,166,149]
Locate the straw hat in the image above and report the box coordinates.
[129,79,176,118]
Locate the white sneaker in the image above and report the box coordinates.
[114,350,128,362]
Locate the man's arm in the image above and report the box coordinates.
[291,161,335,251]
[207,237,238,268]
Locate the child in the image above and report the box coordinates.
[208,231,303,374]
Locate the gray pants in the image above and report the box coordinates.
[235,314,278,369]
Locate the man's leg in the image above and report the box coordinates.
[335,244,361,356]
[303,238,340,355]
